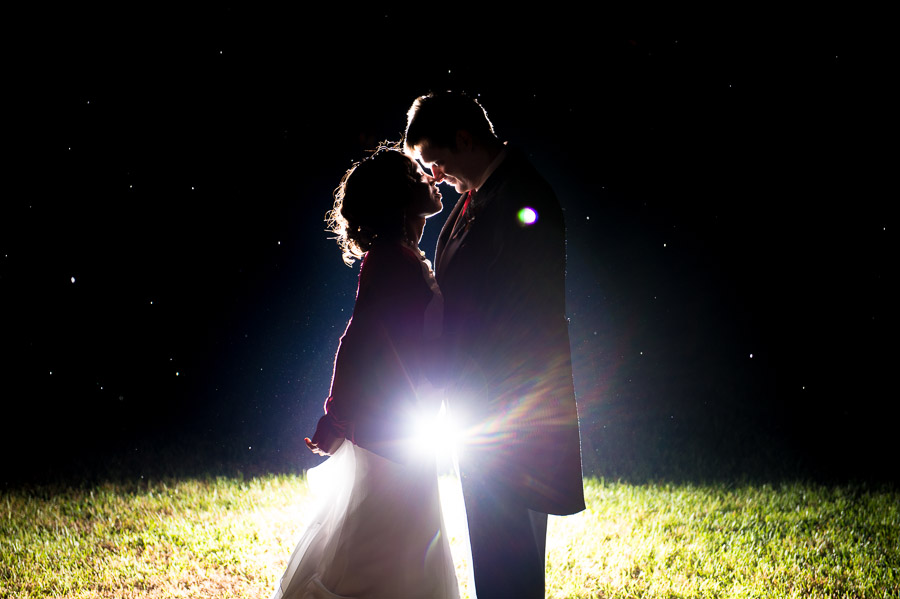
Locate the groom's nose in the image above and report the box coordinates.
[431,164,445,182]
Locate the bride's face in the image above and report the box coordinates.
[408,160,443,218]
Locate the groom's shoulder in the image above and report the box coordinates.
[492,147,558,208]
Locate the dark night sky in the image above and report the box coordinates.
[2,10,893,484]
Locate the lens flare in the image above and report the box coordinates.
[517,207,538,225]
[412,401,459,463]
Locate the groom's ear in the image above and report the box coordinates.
[455,129,474,152]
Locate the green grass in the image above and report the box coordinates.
[2,476,898,598]
[547,481,899,598]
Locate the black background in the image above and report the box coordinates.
[2,9,892,485]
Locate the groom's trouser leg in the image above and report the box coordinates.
[461,469,548,599]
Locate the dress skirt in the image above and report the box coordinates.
[271,441,459,599]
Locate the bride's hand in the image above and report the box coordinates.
[306,413,346,456]
[305,431,344,456]
[305,436,331,456]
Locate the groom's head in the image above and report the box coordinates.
[404,91,502,194]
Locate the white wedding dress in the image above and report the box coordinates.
[270,440,459,599]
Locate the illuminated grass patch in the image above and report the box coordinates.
[2,476,897,598]
[547,480,900,598]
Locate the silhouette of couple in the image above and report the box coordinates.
[272,92,584,599]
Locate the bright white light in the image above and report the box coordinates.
[412,401,460,464]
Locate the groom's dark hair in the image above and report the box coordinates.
[404,91,497,152]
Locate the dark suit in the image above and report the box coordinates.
[435,147,584,597]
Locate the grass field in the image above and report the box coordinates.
[2,473,898,598]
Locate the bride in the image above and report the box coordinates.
[271,148,458,599]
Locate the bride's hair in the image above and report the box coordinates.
[327,145,420,266]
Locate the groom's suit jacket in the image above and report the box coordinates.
[435,147,585,516]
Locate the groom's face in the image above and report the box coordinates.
[415,137,480,194]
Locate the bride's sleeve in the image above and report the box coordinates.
[313,246,432,447]
[316,307,371,446]
[312,250,398,442]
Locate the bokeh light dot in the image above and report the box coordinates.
[518,207,537,225]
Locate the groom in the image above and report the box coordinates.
[405,91,585,598]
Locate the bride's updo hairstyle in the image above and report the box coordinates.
[327,147,420,266]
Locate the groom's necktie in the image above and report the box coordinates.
[437,190,473,276]
[450,191,473,240]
